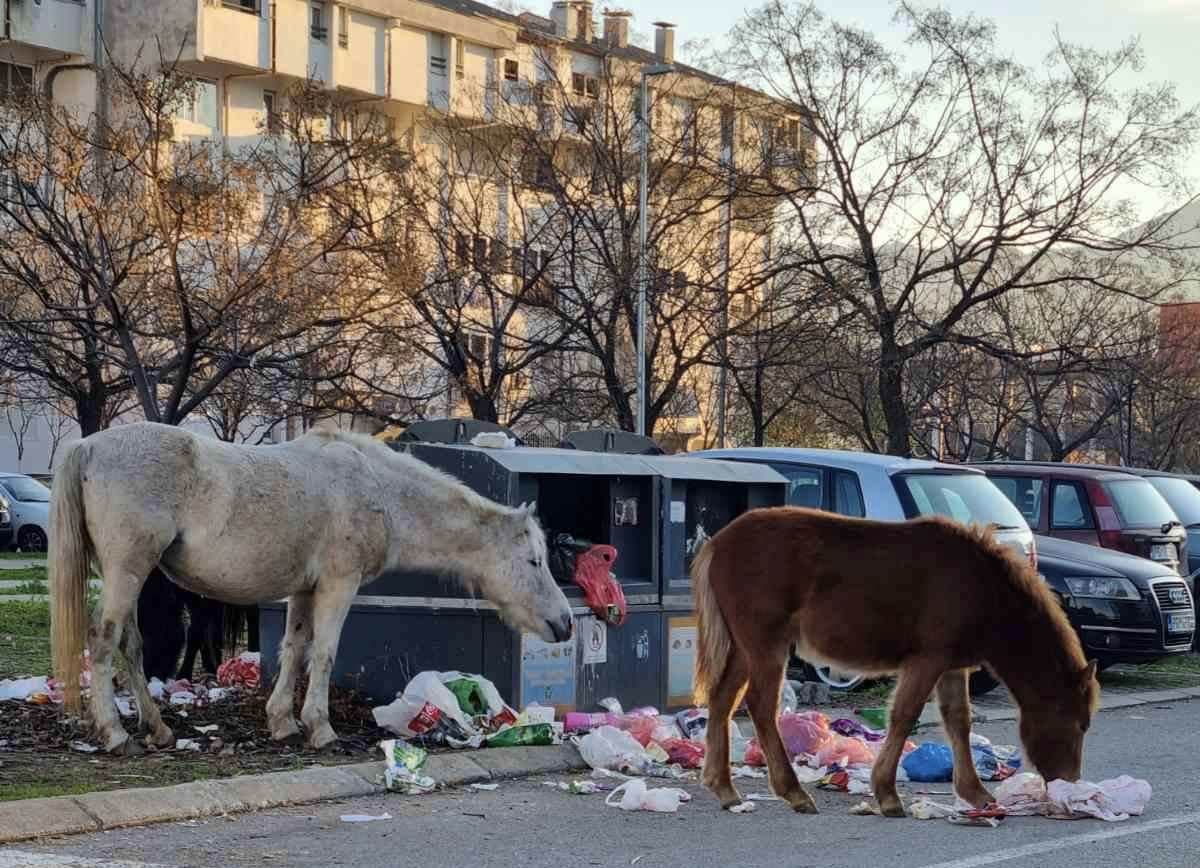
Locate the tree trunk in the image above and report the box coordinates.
[878,343,912,457]
[752,364,766,447]
[75,396,105,438]
[466,389,499,423]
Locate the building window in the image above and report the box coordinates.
[504,59,519,81]
[430,34,448,75]
[337,6,349,48]
[455,39,465,79]
[720,106,734,157]
[564,103,593,136]
[0,62,34,103]
[572,72,599,100]
[222,0,260,13]
[176,78,219,130]
[310,3,328,41]
[262,90,282,134]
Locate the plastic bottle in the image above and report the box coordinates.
[564,711,619,732]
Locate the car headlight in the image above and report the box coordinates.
[1064,576,1140,600]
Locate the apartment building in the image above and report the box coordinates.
[0,0,809,467]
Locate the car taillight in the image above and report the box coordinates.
[1089,486,1132,553]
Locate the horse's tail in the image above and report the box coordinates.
[692,538,731,706]
[49,440,93,716]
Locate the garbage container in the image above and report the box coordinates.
[560,428,664,455]
[394,418,523,446]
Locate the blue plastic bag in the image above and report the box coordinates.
[902,742,954,782]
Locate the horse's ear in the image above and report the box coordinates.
[1081,659,1099,685]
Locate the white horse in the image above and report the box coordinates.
[49,422,574,754]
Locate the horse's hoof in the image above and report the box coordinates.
[110,737,145,757]
[149,725,174,749]
[274,732,305,748]
[878,800,906,818]
[718,793,745,810]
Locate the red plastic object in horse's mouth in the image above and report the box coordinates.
[572,544,626,626]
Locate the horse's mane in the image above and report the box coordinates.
[302,429,507,517]
[929,516,1088,671]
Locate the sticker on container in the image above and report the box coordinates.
[670,501,686,524]
[521,632,576,711]
[581,616,608,665]
[667,616,698,707]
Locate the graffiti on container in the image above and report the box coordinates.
[634,629,650,660]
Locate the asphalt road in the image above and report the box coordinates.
[4,701,1199,868]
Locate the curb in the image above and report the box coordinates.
[0,744,586,845]
[917,685,1199,726]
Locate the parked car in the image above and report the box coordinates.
[0,472,50,552]
[692,447,1036,692]
[972,462,1188,576]
[0,492,12,550]
[1035,534,1194,667]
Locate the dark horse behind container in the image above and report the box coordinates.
[692,507,1100,817]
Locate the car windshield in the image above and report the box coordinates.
[897,472,1028,528]
[1104,479,1179,528]
[1146,477,1200,526]
[1,477,49,503]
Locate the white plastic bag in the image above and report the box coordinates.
[575,725,652,772]
[373,671,478,738]
[996,772,1047,816]
[0,676,49,701]
[604,778,691,813]
[1047,776,1151,822]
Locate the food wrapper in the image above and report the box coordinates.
[381,738,435,794]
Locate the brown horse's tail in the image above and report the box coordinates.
[691,538,730,706]
[49,441,92,716]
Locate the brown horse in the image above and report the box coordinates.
[693,507,1100,817]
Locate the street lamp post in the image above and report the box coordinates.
[636,63,673,436]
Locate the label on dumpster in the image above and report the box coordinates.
[667,616,698,707]
[670,501,686,523]
[520,632,576,712]
[581,616,607,665]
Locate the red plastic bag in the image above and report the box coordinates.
[573,545,627,626]
[814,734,876,767]
[745,739,766,766]
[216,652,261,690]
[660,738,705,769]
[612,714,658,747]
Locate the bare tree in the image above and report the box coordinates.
[725,1,1200,455]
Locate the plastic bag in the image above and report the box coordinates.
[575,725,652,773]
[660,738,705,769]
[373,671,477,739]
[612,714,658,747]
[996,772,1048,816]
[216,652,261,690]
[1047,776,1152,822]
[675,708,709,741]
[564,711,618,733]
[814,734,876,768]
[381,738,435,794]
[780,681,798,715]
[779,712,832,757]
[0,676,50,702]
[902,743,955,782]
[436,671,513,723]
[830,718,885,742]
[604,778,691,813]
[744,739,765,767]
[485,723,556,747]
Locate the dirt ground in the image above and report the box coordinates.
[0,683,396,802]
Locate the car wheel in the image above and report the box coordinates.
[969,667,1001,697]
[18,525,47,553]
[803,661,866,691]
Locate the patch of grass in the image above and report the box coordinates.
[0,566,48,584]
[1136,652,1200,674]
[0,598,51,635]
[0,551,47,561]
[0,579,48,596]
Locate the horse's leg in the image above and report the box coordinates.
[119,613,173,748]
[176,593,204,680]
[199,602,221,675]
[937,668,992,809]
[91,562,159,754]
[744,649,816,814]
[266,590,313,742]
[300,579,359,750]
[702,651,749,809]
[872,660,942,818]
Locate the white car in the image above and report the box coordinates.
[0,472,50,552]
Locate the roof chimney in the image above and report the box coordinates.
[653,21,675,64]
[602,9,631,48]
[550,2,576,40]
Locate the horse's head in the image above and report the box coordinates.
[485,502,574,645]
[1018,659,1099,782]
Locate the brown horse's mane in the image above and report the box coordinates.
[930,516,1091,687]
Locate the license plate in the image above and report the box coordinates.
[1151,543,1174,561]
[1168,611,1196,634]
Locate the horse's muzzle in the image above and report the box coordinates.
[546,614,574,643]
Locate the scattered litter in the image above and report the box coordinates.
[546,780,605,794]
[729,802,756,814]
[0,676,50,702]
[1129,715,1146,720]
[217,652,261,690]
[147,678,165,700]
[169,691,198,707]
[849,801,878,816]
[381,738,436,794]
[373,671,517,748]
[604,778,691,813]
[194,724,219,734]
[470,431,516,449]
[69,741,98,754]
[901,741,1019,783]
[631,856,645,866]
[1047,776,1151,822]
[175,739,202,752]
[114,696,134,718]
[744,792,781,802]
[340,813,392,823]
[469,783,500,791]
[732,765,766,780]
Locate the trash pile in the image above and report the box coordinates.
[0,652,261,717]
[908,772,1152,825]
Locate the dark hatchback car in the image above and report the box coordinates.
[974,462,1188,576]
[1035,534,1194,666]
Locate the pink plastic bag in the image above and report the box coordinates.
[814,734,876,767]
[613,714,658,747]
[779,712,832,758]
[660,738,705,769]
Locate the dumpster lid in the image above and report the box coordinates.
[399,418,522,445]
[410,443,659,476]
[560,428,664,455]
[637,454,789,484]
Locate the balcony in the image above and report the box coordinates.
[7,0,89,58]
[201,1,270,71]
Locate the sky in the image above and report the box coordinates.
[605,0,1200,221]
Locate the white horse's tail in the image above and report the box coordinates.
[50,441,92,715]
